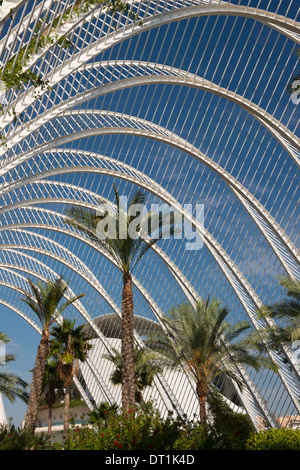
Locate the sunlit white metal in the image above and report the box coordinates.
[0,268,108,409]
[0,255,189,417]
[3,139,299,283]
[0,216,284,426]
[1,2,300,126]
[3,63,299,167]
[0,104,298,288]
[0,258,276,428]
[1,107,298,271]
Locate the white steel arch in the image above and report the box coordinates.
[1,114,299,270]
[3,62,299,166]
[2,149,297,416]
[1,116,297,274]
[0,267,117,409]
[1,2,300,134]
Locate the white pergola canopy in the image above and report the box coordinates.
[0,0,299,430]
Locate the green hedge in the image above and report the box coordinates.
[2,400,300,450]
[246,428,300,450]
[53,402,183,450]
[53,413,300,451]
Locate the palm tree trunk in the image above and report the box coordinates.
[24,329,49,431]
[63,383,70,436]
[121,273,135,411]
[45,388,55,436]
[48,404,53,437]
[196,381,208,423]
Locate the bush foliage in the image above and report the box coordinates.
[0,422,50,450]
[54,402,183,450]
[2,399,300,450]
[246,428,300,450]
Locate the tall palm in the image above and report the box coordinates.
[257,276,300,349]
[42,358,64,436]
[103,346,163,403]
[147,297,275,423]
[50,318,92,436]
[20,276,84,431]
[64,184,175,410]
[0,332,29,404]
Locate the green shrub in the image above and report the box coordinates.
[56,402,183,450]
[205,389,255,450]
[246,428,300,450]
[0,423,50,450]
[50,398,300,451]
[172,423,210,450]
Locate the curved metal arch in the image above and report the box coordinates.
[0,242,123,319]
[0,274,164,411]
[0,212,289,427]
[1,117,298,276]
[1,202,265,335]
[0,275,42,335]
[6,62,299,167]
[0,267,273,428]
[0,246,175,405]
[0,247,149,407]
[0,225,188,332]
[1,2,299,135]
[0,151,293,298]
[0,0,298,426]
[0,165,271,317]
[0,144,300,278]
[0,262,108,350]
[0,209,172,329]
[0,249,109,338]
[1,163,298,410]
[0,148,297,323]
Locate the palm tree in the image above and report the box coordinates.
[64,184,175,410]
[147,297,275,423]
[88,402,118,427]
[0,332,29,405]
[50,318,92,436]
[103,346,163,403]
[42,358,64,436]
[257,276,300,350]
[20,276,84,431]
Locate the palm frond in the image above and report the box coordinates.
[64,186,176,276]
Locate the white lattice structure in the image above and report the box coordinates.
[0,0,299,431]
